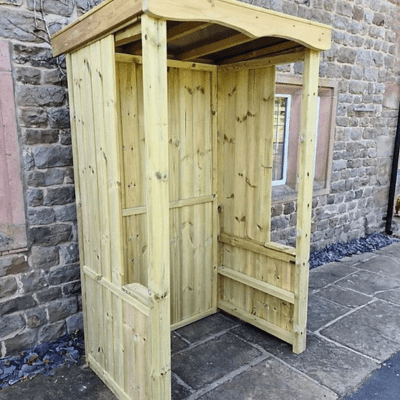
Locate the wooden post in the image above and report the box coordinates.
[294,49,320,354]
[141,14,171,399]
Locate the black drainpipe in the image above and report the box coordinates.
[385,102,400,235]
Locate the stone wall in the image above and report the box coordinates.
[0,0,102,358]
[0,0,399,357]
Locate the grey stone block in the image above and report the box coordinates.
[0,295,36,316]
[48,297,78,323]
[17,84,65,107]
[54,204,77,222]
[30,245,59,269]
[198,358,337,400]
[26,0,74,17]
[172,333,261,390]
[66,312,83,333]
[21,129,59,145]
[4,329,39,357]
[30,224,73,246]
[321,300,400,361]
[44,186,75,206]
[35,286,62,303]
[0,313,25,338]
[15,66,41,85]
[13,44,56,69]
[62,280,81,296]
[307,295,350,332]
[27,188,44,206]
[32,145,72,168]
[0,254,29,277]
[48,107,70,129]
[20,271,48,293]
[47,264,80,285]
[0,276,18,299]
[59,242,79,265]
[42,69,67,86]
[25,306,48,328]
[39,321,67,343]
[28,207,55,225]
[176,313,239,343]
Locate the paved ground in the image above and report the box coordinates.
[1,242,400,399]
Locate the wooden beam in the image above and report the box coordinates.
[141,14,171,399]
[115,22,141,46]
[144,0,331,51]
[51,0,142,56]
[219,40,302,65]
[219,233,296,263]
[167,21,211,42]
[178,33,253,61]
[218,267,295,303]
[218,49,305,71]
[218,300,294,344]
[293,49,320,354]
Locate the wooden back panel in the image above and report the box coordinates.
[117,59,217,326]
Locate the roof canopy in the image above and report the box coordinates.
[52,0,331,61]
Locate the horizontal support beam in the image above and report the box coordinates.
[122,194,215,217]
[115,53,216,71]
[171,308,217,331]
[178,33,253,61]
[167,22,212,42]
[115,22,141,46]
[218,299,294,344]
[218,266,295,304]
[219,49,305,71]
[219,40,302,65]
[82,265,151,315]
[219,233,296,263]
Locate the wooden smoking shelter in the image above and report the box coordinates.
[52,1,331,398]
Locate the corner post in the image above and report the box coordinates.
[294,48,320,354]
[141,14,171,398]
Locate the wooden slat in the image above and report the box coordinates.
[141,15,171,399]
[218,49,305,71]
[144,0,331,51]
[82,265,151,317]
[51,0,142,56]
[167,21,211,42]
[218,300,294,344]
[170,308,216,331]
[219,40,302,65]
[218,266,294,303]
[178,33,253,61]
[115,21,142,46]
[115,53,215,71]
[293,49,320,354]
[219,233,295,263]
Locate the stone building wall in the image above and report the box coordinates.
[0,0,102,358]
[0,0,399,357]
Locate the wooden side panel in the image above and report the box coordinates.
[68,36,150,400]
[217,65,296,346]
[117,60,215,326]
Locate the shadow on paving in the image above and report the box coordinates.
[1,242,400,399]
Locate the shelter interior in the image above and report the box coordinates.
[52,1,331,398]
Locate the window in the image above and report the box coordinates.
[271,75,337,201]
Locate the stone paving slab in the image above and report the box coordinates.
[320,300,400,361]
[375,288,400,305]
[354,255,400,280]
[307,295,350,332]
[232,325,379,397]
[198,358,338,400]
[174,313,239,344]
[335,270,400,296]
[172,332,190,353]
[313,284,372,308]
[309,263,359,291]
[171,332,261,390]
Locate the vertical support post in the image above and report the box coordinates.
[294,49,320,354]
[141,14,171,399]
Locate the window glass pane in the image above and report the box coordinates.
[272,96,289,183]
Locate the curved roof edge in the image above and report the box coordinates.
[143,0,331,51]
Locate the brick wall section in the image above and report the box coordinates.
[0,0,399,356]
[0,0,102,358]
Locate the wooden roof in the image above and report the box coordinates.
[52,0,331,59]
